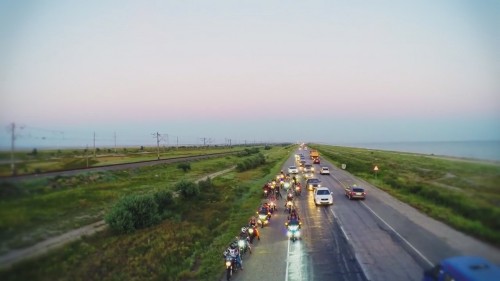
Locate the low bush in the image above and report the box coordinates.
[176,179,200,199]
[236,153,266,172]
[198,177,213,190]
[236,147,260,157]
[154,189,174,212]
[105,194,160,234]
[177,162,191,172]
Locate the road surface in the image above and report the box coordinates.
[225,149,499,281]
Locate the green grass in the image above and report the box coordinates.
[311,144,500,246]
[0,144,294,281]
[0,154,244,252]
[0,146,250,176]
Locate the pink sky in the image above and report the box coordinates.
[1,0,499,147]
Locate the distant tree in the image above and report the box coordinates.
[140,146,145,151]
[31,148,38,156]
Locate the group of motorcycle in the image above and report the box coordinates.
[262,173,302,200]
[222,206,264,280]
[222,172,303,280]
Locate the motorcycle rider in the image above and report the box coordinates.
[248,216,260,241]
[295,182,302,195]
[238,227,252,253]
[223,243,243,270]
[288,208,301,222]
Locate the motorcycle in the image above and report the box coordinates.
[268,200,277,213]
[225,255,237,281]
[295,184,302,196]
[286,220,301,242]
[237,237,251,255]
[247,225,259,243]
[257,211,270,228]
[263,188,269,198]
[283,181,291,192]
[285,200,293,213]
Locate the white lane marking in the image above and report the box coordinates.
[330,208,372,281]
[329,171,434,267]
[360,201,434,267]
[285,234,290,281]
[330,208,350,243]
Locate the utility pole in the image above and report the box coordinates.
[229,138,232,148]
[153,132,160,160]
[86,145,89,168]
[93,132,96,158]
[9,123,15,176]
[176,136,179,150]
[114,132,117,154]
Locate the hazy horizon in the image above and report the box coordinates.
[1,0,499,148]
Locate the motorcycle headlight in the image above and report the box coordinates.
[238,240,245,248]
[259,215,267,220]
[287,231,292,237]
[248,228,254,234]
[226,261,232,267]
[284,182,290,188]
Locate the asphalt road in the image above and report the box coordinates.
[224,149,500,281]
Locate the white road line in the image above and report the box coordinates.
[331,208,372,281]
[330,170,434,268]
[360,201,434,267]
[330,209,350,243]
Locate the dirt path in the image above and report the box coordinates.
[0,166,235,270]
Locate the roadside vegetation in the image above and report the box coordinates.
[311,144,500,247]
[0,144,294,280]
[0,151,242,252]
[0,145,247,176]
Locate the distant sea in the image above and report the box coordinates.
[334,140,500,162]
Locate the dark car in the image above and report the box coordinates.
[345,185,366,200]
[306,178,321,191]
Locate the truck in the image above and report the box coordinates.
[310,150,320,164]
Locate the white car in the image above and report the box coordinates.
[319,167,330,175]
[288,166,299,174]
[314,187,333,205]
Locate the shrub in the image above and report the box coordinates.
[176,179,200,199]
[154,189,174,212]
[198,177,213,190]
[105,194,160,233]
[177,162,191,172]
[236,153,266,172]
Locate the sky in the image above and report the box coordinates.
[0,0,499,149]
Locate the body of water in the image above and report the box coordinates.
[334,140,500,162]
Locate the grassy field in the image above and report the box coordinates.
[0,147,265,253]
[0,146,248,176]
[311,144,500,247]
[0,145,293,280]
